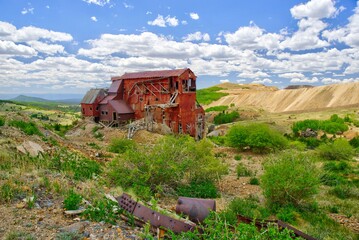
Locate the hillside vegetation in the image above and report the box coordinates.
[0,86,359,239]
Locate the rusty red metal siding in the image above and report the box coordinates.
[81,103,100,117]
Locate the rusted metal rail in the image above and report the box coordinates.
[116,193,196,234]
[237,215,317,240]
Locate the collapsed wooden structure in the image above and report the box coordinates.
[81,68,205,139]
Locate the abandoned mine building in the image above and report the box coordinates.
[81,68,205,139]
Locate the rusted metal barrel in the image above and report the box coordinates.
[176,197,216,223]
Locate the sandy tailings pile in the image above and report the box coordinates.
[207,82,359,113]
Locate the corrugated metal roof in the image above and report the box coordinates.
[109,80,122,93]
[81,89,105,104]
[109,100,134,114]
[114,68,189,80]
[99,94,116,104]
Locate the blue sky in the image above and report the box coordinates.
[0,0,358,97]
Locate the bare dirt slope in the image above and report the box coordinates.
[207,82,359,113]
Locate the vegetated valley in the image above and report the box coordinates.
[0,82,359,239]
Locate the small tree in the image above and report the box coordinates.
[261,151,320,208]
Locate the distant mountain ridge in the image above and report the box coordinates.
[11,95,81,104]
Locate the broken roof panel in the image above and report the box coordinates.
[81,89,106,104]
[109,100,134,114]
[113,68,189,80]
[99,94,116,104]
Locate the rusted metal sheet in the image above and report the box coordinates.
[117,193,196,234]
[116,69,188,80]
[237,215,317,240]
[176,197,216,223]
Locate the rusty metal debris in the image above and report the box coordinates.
[116,193,196,234]
[237,215,317,240]
[116,193,316,239]
[175,197,216,223]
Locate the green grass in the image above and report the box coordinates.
[8,120,43,136]
[205,105,229,112]
[196,87,228,105]
[214,111,240,125]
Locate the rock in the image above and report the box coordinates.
[17,141,44,157]
[64,209,86,215]
[16,202,26,209]
[59,221,89,234]
[301,128,317,138]
[208,124,215,134]
[207,130,221,137]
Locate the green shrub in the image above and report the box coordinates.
[176,181,219,198]
[249,177,260,185]
[213,111,239,125]
[0,116,5,126]
[292,119,321,135]
[108,138,136,154]
[261,151,320,208]
[208,136,226,146]
[227,197,265,219]
[320,173,346,186]
[299,137,321,149]
[51,149,102,180]
[330,185,358,199]
[205,105,228,112]
[318,138,355,160]
[82,198,122,224]
[236,163,252,177]
[196,87,228,105]
[321,120,348,134]
[0,181,17,203]
[8,120,43,136]
[323,161,350,172]
[107,135,228,197]
[349,136,359,148]
[63,190,82,210]
[292,115,349,136]
[227,123,288,153]
[276,205,297,223]
[234,154,242,161]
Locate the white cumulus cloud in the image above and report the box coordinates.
[83,0,110,6]
[252,78,273,84]
[183,32,210,42]
[21,7,34,15]
[290,0,337,19]
[91,16,98,22]
[290,77,319,83]
[148,15,179,27]
[190,12,199,20]
[220,79,230,83]
[279,72,305,79]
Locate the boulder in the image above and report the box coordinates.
[17,141,44,157]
